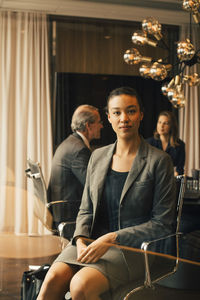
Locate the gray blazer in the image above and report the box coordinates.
[74,138,176,248]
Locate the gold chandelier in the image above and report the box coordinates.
[124,0,200,109]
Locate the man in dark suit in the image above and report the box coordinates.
[47,104,103,239]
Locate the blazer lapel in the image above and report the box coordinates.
[120,138,148,203]
[92,143,116,209]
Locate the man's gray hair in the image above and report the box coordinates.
[71,104,99,132]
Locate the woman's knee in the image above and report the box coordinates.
[37,263,74,300]
[70,273,86,300]
[44,262,74,289]
[70,267,109,300]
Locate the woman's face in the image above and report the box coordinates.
[157,115,171,136]
[107,94,143,139]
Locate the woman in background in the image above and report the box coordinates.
[147,111,185,176]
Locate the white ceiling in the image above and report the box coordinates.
[0,0,189,25]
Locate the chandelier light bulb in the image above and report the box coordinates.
[183,73,200,86]
[170,97,179,108]
[182,0,200,12]
[124,48,141,65]
[177,39,195,61]
[161,83,170,96]
[124,48,152,65]
[171,92,186,108]
[177,98,186,108]
[175,75,181,86]
[142,17,162,40]
[167,76,182,89]
[183,74,190,83]
[150,62,171,81]
[139,63,152,78]
[182,0,200,23]
[177,84,184,93]
[192,11,200,24]
[132,30,157,47]
[167,88,176,100]
[168,77,175,88]
[132,30,147,46]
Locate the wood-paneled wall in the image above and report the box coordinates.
[51,16,179,75]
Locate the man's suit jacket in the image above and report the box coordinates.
[48,132,91,228]
[74,138,176,249]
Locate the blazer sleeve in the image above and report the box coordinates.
[72,155,94,240]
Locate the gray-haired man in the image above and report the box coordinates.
[48,105,103,239]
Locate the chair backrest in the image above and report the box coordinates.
[145,175,186,257]
[25,159,53,231]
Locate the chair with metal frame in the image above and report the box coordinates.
[101,175,186,300]
[25,158,77,249]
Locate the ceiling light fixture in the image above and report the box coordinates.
[124,0,200,109]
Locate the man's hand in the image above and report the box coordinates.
[76,232,117,263]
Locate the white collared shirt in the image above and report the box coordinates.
[76,131,91,150]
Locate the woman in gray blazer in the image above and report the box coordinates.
[37,87,176,300]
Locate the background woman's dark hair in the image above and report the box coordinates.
[106,86,144,113]
[154,110,179,147]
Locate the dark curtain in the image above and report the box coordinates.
[53,72,172,152]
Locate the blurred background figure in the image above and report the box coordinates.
[47,104,103,239]
[146,110,185,176]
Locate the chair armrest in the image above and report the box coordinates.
[141,232,182,251]
[47,200,80,222]
[140,232,183,288]
[46,201,77,242]
[25,168,41,179]
[46,200,69,208]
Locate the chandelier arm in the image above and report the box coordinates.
[160,55,171,63]
[178,63,187,78]
[177,63,183,75]
[157,39,170,51]
[169,61,182,77]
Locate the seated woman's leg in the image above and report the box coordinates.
[37,262,77,300]
[70,266,110,300]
